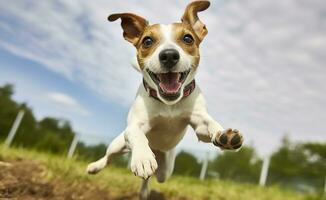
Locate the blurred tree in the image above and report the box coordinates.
[174,151,201,177]
[209,146,262,183]
[12,104,38,147]
[0,84,38,145]
[0,84,20,140]
[270,136,304,181]
[0,84,14,97]
[269,136,326,191]
[303,143,326,174]
[0,84,78,156]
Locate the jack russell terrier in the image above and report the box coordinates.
[87,0,244,199]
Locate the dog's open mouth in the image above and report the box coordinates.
[147,69,190,100]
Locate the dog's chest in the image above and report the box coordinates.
[146,115,189,151]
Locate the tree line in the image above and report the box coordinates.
[0,84,124,165]
[0,84,325,193]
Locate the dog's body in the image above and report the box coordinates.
[87,1,243,199]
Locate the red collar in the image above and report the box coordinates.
[143,79,196,102]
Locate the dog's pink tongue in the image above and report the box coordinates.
[158,73,181,94]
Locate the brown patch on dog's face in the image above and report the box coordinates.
[171,23,200,68]
[136,23,201,71]
[136,24,163,70]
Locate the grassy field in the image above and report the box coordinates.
[0,144,323,200]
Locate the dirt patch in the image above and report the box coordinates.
[0,158,112,200]
[0,157,185,200]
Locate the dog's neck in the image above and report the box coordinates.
[143,79,196,102]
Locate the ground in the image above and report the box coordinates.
[0,158,113,200]
[0,145,321,200]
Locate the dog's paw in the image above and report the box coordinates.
[86,158,107,174]
[212,128,243,150]
[86,163,100,174]
[131,149,158,179]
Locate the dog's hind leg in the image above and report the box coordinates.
[154,149,176,183]
[87,132,128,174]
[139,178,150,200]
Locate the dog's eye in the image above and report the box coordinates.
[183,34,194,44]
[142,37,154,48]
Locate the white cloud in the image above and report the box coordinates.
[46,92,90,116]
[0,0,325,156]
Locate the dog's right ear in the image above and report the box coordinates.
[108,13,148,46]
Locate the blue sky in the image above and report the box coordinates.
[0,47,127,143]
[0,0,325,157]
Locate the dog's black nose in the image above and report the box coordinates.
[159,49,180,69]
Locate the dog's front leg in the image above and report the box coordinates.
[190,110,244,150]
[125,123,158,179]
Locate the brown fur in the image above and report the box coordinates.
[108,13,148,46]
[137,23,202,70]
[181,0,210,42]
[136,24,163,70]
[171,23,200,68]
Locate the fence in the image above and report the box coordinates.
[3,110,325,193]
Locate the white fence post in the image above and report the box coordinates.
[199,152,209,180]
[5,110,25,147]
[324,176,326,195]
[259,156,271,186]
[67,134,79,158]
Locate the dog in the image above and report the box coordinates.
[87,1,243,199]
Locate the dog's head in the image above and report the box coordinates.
[109,0,210,105]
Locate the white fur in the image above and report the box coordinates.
[86,23,235,200]
[87,86,224,197]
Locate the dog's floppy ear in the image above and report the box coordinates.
[181,0,210,42]
[108,13,148,46]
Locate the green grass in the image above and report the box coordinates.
[0,144,322,200]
